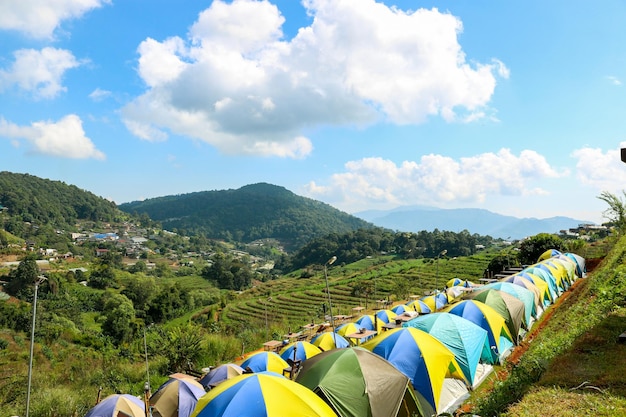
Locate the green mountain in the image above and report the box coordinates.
[119,183,374,251]
[0,171,123,232]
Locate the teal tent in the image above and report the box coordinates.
[404,312,490,386]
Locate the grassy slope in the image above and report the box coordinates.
[463,237,626,416]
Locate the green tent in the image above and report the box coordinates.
[296,347,422,417]
[467,289,525,344]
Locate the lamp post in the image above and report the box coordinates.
[435,250,447,293]
[323,256,337,346]
[263,297,272,340]
[26,275,46,417]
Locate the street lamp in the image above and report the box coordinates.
[323,256,337,346]
[435,250,447,293]
[263,297,272,339]
[26,275,46,417]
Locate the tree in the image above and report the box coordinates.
[518,233,564,265]
[89,264,117,289]
[162,324,204,373]
[101,292,136,344]
[351,280,375,309]
[4,255,40,300]
[598,190,626,232]
[121,275,157,317]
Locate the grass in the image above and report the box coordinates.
[504,387,626,417]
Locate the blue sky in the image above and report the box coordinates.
[1,0,626,225]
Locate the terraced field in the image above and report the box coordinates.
[220,252,497,331]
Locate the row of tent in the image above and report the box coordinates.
[84,249,585,417]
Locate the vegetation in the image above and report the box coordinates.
[0,171,123,231]
[1,172,622,417]
[598,190,626,233]
[118,183,375,251]
[281,227,494,272]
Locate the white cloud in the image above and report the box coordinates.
[0,114,105,160]
[303,149,566,212]
[606,76,622,86]
[121,0,506,158]
[0,0,109,39]
[89,88,112,101]
[0,47,83,99]
[571,145,626,192]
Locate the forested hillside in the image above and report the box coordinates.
[0,171,123,233]
[119,183,374,251]
[279,227,495,272]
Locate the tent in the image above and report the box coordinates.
[311,331,350,351]
[443,300,514,364]
[239,351,289,374]
[446,278,474,288]
[374,309,397,324]
[420,293,447,311]
[533,262,568,293]
[85,394,145,417]
[361,327,467,417]
[150,375,206,417]
[200,364,244,389]
[446,278,464,288]
[481,282,537,324]
[522,266,560,299]
[354,314,377,331]
[538,249,563,261]
[565,252,586,278]
[335,322,372,344]
[404,312,490,386]
[405,299,432,314]
[548,257,577,286]
[296,347,421,417]
[279,341,323,363]
[466,289,526,342]
[445,286,469,302]
[505,273,551,307]
[190,372,337,417]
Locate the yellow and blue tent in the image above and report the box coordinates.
[405,300,432,314]
[538,248,563,261]
[375,309,398,324]
[466,288,526,342]
[335,322,372,344]
[361,327,466,417]
[191,372,337,417]
[279,341,322,363]
[404,312,490,386]
[420,293,448,311]
[240,351,288,374]
[311,331,350,351]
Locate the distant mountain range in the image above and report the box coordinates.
[354,205,592,240]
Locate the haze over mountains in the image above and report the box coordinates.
[354,205,592,240]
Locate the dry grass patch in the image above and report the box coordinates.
[538,309,626,396]
[505,387,626,417]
